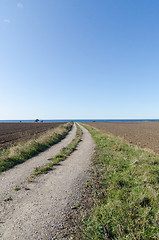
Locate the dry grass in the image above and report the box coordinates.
[0,122,73,173]
[34,124,82,175]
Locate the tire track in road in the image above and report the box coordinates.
[0,124,95,240]
[0,123,77,201]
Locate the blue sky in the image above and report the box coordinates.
[0,0,159,120]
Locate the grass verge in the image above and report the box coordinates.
[0,122,73,173]
[78,124,159,239]
[34,124,82,175]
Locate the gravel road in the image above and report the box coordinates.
[0,123,76,202]
[0,124,94,239]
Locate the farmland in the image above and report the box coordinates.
[86,121,159,154]
[0,122,65,150]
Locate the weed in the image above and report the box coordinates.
[79,124,159,239]
[33,124,82,176]
[84,183,92,188]
[4,197,13,202]
[14,186,21,191]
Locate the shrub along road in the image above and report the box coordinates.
[0,124,95,239]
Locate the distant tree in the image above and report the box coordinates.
[40,120,43,123]
[35,119,39,123]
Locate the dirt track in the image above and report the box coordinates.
[86,121,159,153]
[0,124,94,239]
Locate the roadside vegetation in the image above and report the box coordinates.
[78,124,159,239]
[34,124,82,175]
[0,122,73,173]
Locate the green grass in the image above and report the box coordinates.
[80,124,159,240]
[0,122,73,173]
[34,124,82,175]
[4,196,13,202]
[14,186,21,191]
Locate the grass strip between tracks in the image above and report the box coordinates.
[34,124,82,175]
[79,124,159,240]
[0,122,73,173]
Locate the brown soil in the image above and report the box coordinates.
[85,121,159,154]
[0,122,65,150]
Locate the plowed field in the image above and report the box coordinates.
[86,121,159,154]
[0,122,65,150]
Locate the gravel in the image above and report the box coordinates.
[0,124,95,239]
[0,124,76,202]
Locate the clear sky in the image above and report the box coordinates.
[0,0,159,120]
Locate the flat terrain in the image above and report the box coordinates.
[86,121,159,153]
[0,124,95,239]
[0,122,65,150]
